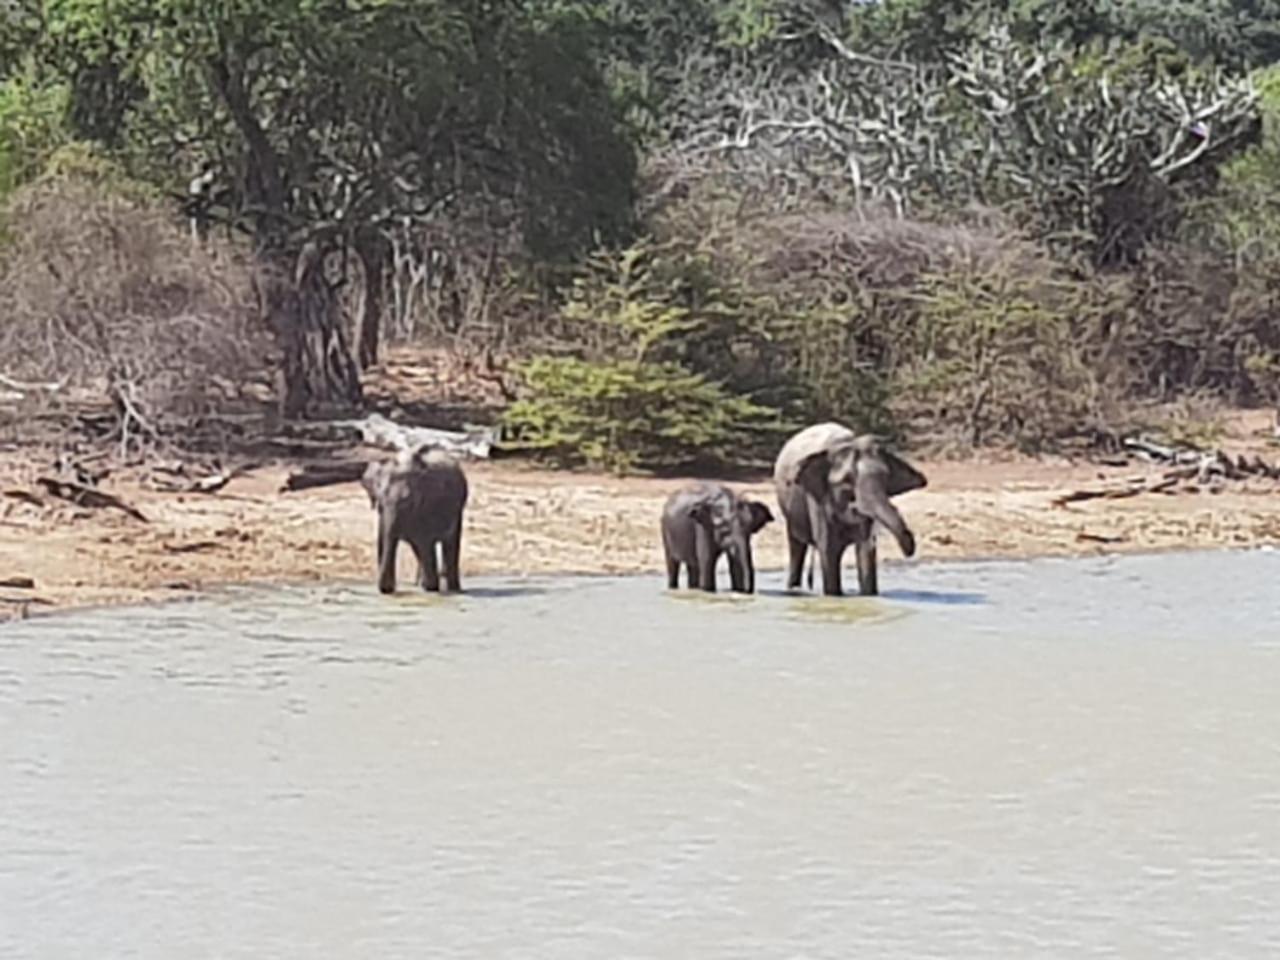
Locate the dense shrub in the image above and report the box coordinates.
[499,357,782,472]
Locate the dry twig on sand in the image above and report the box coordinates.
[35,477,148,522]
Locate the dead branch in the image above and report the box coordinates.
[1052,466,1197,506]
[162,541,222,554]
[1075,532,1126,544]
[0,372,66,393]
[35,477,149,522]
[150,462,260,495]
[3,489,45,509]
[281,460,369,492]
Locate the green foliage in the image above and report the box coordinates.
[1200,64,1280,259]
[499,357,781,472]
[0,67,69,198]
[33,0,637,258]
[895,268,1123,449]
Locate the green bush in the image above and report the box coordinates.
[0,68,68,200]
[498,357,784,473]
[890,267,1131,450]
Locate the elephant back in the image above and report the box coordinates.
[773,422,857,486]
[397,445,469,506]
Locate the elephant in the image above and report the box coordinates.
[360,445,469,594]
[661,482,774,594]
[773,422,926,597]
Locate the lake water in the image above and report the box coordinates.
[3,550,1280,958]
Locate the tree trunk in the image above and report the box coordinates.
[355,232,387,370]
[265,245,364,420]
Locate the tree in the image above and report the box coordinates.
[38,0,637,415]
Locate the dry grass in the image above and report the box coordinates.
[0,176,272,441]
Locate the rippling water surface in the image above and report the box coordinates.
[3,550,1280,958]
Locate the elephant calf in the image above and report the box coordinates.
[661,482,774,594]
[361,445,469,594]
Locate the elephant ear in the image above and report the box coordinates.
[691,493,734,538]
[743,500,774,534]
[882,449,927,497]
[688,498,715,530]
[794,449,832,496]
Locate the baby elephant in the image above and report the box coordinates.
[661,482,774,594]
[361,445,469,594]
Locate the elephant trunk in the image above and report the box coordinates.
[855,469,917,558]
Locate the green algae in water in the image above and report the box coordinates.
[786,595,911,626]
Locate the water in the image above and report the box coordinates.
[3,550,1280,959]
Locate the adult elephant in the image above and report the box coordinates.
[361,445,468,594]
[773,422,926,597]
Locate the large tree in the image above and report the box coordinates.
[37,0,636,415]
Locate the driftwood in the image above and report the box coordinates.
[162,540,222,554]
[1052,468,1193,507]
[149,462,260,495]
[1119,436,1280,479]
[0,576,35,589]
[3,489,45,509]
[337,413,496,459]
[1,593,54,607]
[35,477,148,522]
[1057,434,1280,506]
[281,460,369,492]
[1076,532,1126,544]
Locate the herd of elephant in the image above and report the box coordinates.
[361,421,928,598]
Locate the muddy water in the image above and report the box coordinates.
[3,550,1280,958]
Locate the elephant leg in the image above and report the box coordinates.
[786,533,807,590]
[694,527,717,593]
[699,554,718,593]
[818,537,844,597]
[442,526,462,592]
[376,513,398,594]
[685,562,701,590]
[727,554,745,592]
[665,554,680,589]
[405,538,432,592]
[422,542,441,592]
[855,539,879,596]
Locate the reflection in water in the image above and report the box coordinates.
[3,550,1280,958]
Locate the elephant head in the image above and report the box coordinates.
[795,434,925,557]
[689,491,774,594]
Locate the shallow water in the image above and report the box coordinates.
[3,550,1280,958]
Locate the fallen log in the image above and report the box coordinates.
[281,460,369,493]
[0,576,35,589]
[151,462,260,495]
[35,477,148,523]
[1051,467,1196,507]
[334,413,497,459]
[1,593,53,606]
[3,489,45,509]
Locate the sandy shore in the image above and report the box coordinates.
[4,445,1280,617]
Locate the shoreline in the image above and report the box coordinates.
[5,451,1280,619]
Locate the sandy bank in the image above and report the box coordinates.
[4,449,1280,618]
